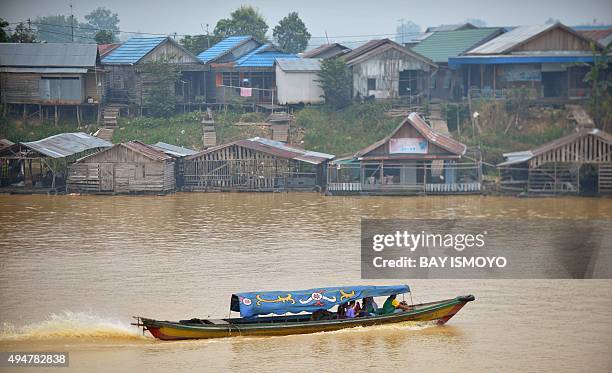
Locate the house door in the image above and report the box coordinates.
[99,164,114,191]
[400,163,417,185]
[542,71,566,98]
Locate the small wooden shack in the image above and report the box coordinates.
[498,128,612,195]
[0,43,104,124]
[182,137,334,191]
[67,141,175,194]
[343,39,437,100]
[327,113,481,195]
[275,58,324,105]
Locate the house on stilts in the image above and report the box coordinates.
[327,113,482,195]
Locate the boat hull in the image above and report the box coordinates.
[137,295,475,340]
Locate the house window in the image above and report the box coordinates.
[222,72,240,87]
[367,78,376,91]
[134,164,145,180]
[39,77,81,101]
[111,74,124,89]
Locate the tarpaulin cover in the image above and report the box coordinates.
[231,285,410,318]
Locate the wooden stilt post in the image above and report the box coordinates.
[23,103,26,120]
[76,105,81,127]
[54,105,58,127]
[39,104,42,121]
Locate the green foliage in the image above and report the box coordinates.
[34,14,94,43]
[273,12,311,53]
[9,22,36,42]
[297,102,399,155]
[317,58,352,109]
[440,103,469,132]
[180,34,220,54]
[113,112,203,149]
[140,57,181,118]
[584,41,612,131]
[214,6,268,41]
[85,7,120,32]
[0,119,90,143]
[0,18,9,42]
[94,30,114,44]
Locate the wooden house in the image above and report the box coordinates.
[449,23,604,100]
[101,37,207,109]
[327,113,481,195]
[411,28,505,100]
[67,141,175,194]
[342,39,437,101]
[0,43,104,124]
[181,137,334,192]
[498,128,612,195]
[197,36,297,106]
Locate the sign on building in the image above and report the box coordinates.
[389,138,428,154]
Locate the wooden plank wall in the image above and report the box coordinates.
[530,135,612,168]
[0,73,40,103]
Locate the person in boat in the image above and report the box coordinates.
[345,300,357,318]
[382,294,413,314]
[311,309,333,321]
[360,297,378,317]
[337,302,348,319]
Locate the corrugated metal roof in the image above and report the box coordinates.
[0,139,14,152]
[151,142,197,157]
[468,23,559,54]
[301,43,351,58]
[355,113,466,159]
[22,132,112,158]
[122,141,173,161]
[343,39,436,68]
[0,43,98,67]
[578,29,612,46]
[498,128,612,167]
[98,43,120,57]
[425,23,477,33]
[411,28,505,63]
[235,44,297,67]
[0,67,88,73]
[102,36,167,64]
[276,58,321,71]
[197,35,251,63]
[186,137,334,164]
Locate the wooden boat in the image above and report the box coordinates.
[133,285,475,340]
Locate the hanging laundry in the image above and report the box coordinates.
[240,87,252,97]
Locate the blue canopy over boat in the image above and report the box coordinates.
[230,285,410,318]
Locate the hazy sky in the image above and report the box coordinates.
[2,0,612,47]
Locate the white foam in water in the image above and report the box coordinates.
[0,311,148,341]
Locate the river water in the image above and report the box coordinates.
[0,193,611,372]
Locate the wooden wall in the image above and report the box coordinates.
[0,73,39,103]
[529,134,612,168]
[514,28,592,52]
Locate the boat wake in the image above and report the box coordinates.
[0,311,149,342]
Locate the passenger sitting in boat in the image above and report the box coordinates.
[382,294,413,314]
[337,302,348,319]
[360,297,378,316]
[345,300,358,318]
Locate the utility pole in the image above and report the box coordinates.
[69,4,74,42]
[27,18,31,32]
[206,24,210,48]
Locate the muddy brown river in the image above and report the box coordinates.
[1,194,611,372]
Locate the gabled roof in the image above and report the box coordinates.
[302,43,351,59]
[355,113,466,158]
[425,23,478,33]
[0,43,99,68]
[578,29,612,47]
[498,128,612,167]
[197,35,253,63]
[20,132,111,158]
[78,141,173,162]
[467,23,599,55]
[343,39,436,68]
[276,58,321,72]
[102,36,167,64]
[186,137,334,165]
[235,44,297,68]
[411,28,505,63]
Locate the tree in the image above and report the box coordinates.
[395,20,420,44]
[34,15,94,43]
[9,22,36,43]
[94,30,114,44]
[180,34,220,54]
[317,58,352,109]
[85,7,119,42]
[140,57,181,117]
[0,18,10,42]
[213,6,268,41]
[466,18,487,27]
[273,12,311,53]
[584,42,612,131]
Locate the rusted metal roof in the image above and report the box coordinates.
[355,113,466,159]
[343,39,436,68]
[578,29,612,46]
[21,132,112,158]
[98,43,121,57]
[76,141,173,163]
[302,43,351,59]
[186,137,334,165]
[498,128,612,167]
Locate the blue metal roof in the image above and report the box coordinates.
[102,37,167,65]
[449,54,595,68]
[197,35,251,63]
[235,44,297,68]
